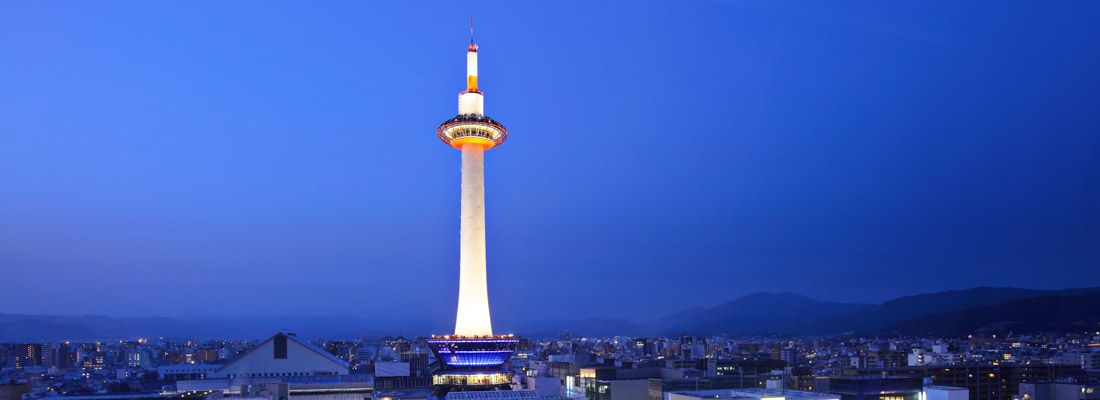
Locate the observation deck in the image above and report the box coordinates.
[437,114,508,150]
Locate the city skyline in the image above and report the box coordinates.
[3,1,1100,322]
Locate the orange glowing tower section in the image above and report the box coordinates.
[429,22,515,397]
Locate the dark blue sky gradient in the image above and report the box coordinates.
[2,1,1099,321]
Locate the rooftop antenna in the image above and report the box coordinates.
[469,15,475,45]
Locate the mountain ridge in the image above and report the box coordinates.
[2,286,1098,341]
[808,286,1094,334]
[880,291,1100,336]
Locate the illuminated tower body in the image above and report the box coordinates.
[427,33,517,397]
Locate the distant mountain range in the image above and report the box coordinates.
[664,287,1100,337]
[0,314,442,342]
[880,290,1100,336]
[2,287,1098,341]
[652,292,874,336]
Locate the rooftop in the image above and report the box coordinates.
[445,390,566,400]
[924,386,969,391]
[668,389,840,400]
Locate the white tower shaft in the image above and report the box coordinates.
[455,142,493,337]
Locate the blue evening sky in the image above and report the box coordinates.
[2,1,1098,321]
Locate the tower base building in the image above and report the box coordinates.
[427,336,519,396]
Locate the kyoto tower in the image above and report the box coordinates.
[427,21,517,397]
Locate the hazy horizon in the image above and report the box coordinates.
[2,285,1096,322]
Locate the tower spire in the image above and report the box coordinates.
[465,19,479,93]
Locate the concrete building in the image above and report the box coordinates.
[446,390,567,400]
[577,368,661,400]
[842,364,1085,400]
[0,383,32,400]
[520,377,564,398]
[586,379,648,400]
[376,362,412,379]
[1018,382,1100,400]
[158,364,219,381]
[211,332,348,379]
[1082,353,1100,371]
[814,375,923,400]
[667,388,839,400]
[910,350,930,367]
[925,386,969,400]
[171,333,369,400]
[375,361,430,390]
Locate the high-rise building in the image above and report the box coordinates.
[28,344,43,366]
[195,348,219,364]
[426,23,518,398]
[56,343,76,369]
[40,343,57,368]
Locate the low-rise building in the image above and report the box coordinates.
[666,388,839,400]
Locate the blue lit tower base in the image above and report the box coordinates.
[427,335,518,397]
